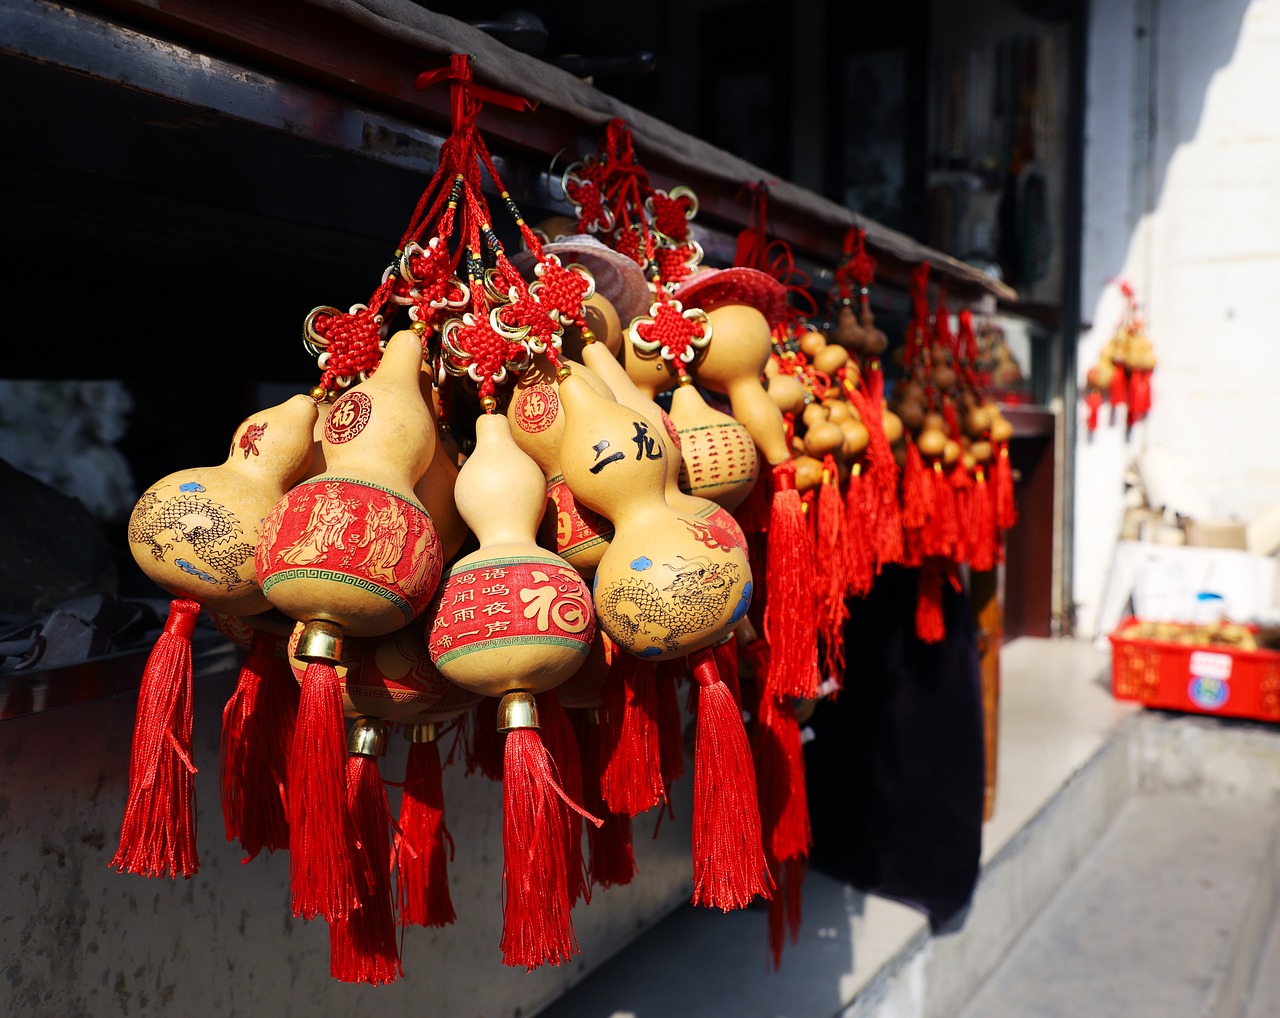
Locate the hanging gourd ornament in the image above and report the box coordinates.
[255,329,443,925]
[113,393,319,883]
[425,406,600,970]
[128,394,321,617]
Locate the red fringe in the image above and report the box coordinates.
[754,693,812,866]
[766,857,808,971]
[994,442,1018,531]
[602,655,664,816]
[949,461,974,565]
[844,463,875,599]
[1109,362,1128,407]
[219,629,298,863]
[969,468,997,573]
[112,598,201,879]
[329,753,401,985]
[1129,368,1152,422]
[1085,389,1103,433]
[931,461,959,560]
[915,559,947,644]
[733,471,770,535]
[762,463,819,700]
[815,457,848,685]
[539,690,589,907]
[396,736,456,928]
[689,647,773,911]
[288,659,356,921]
[500,727,600,969]
[581,711,637,889]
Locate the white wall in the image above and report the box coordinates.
[1074,0,1280,635]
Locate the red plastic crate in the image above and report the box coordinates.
[1109,617,1280,722]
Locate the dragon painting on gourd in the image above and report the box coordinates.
[128,488,257,592]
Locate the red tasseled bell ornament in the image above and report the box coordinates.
[112,598,202,879]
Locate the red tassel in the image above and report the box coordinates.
[689,647,773,911]
[733,471,770,535]
[815,457,848,683]
[396,733,456,928]
[219,629,299,863]
[844,375,902,568]
[581,711,637,889]
[112,598,201,879]
[763,463,819,700]
[602,655,664,816]
[915,559,947,644]
[655,659,687,793]
[994,442,1018,531]
[767,857,808,970]
[289,659,356,921]
[1109,361,1128,408]
[329,749,400,985]
[969,468,997,572]
[1085,389,1103,433]
[931,460,959,560]
[1129,369,1152,422]
[466,697,505,781]
[539,690,590,907]
[949,461,974,565]
[844,462,875,598]
[901,441,931,566]
[500,721,601,970]
[753,684,812,867]
[711,638,741,709]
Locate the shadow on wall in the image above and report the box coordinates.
[1073,0,1263,637]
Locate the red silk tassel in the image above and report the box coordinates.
[289,660,356,921]
[539,690,589,907]
[767,857,808,971]
[949,461,974,565]
[763,463,819,700]
[112,598,201,879]
[969,468,998,573]
[994,442,1018,532]
[1109,362,1128,408]
[397,735,456,928]
[1129,369,1152,422]
[733,471,770,535]
[845,376,902,568]
[500,725,600,969]
[582,711,637,889]
[901,441,931,566]
[915,559,947,644]
[844,462,875,598]
[656,658,687,793]
[1085,389,1104,433]
[329,752,400,985]
[602,655,664,816]
[816,457,849,684]
[689,647,773,911]
[219,629,298,863]
[931,461,959,560]
[466,697,505,781]
[753,685,812,867]
[711,638,741,708]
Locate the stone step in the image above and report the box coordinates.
[957,791,1280,1018]
[1245,902,1280,1018]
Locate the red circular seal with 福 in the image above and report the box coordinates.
[324,390,373,445]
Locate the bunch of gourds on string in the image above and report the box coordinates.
[1083,279,1156,433]
[113,54,1018,985]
